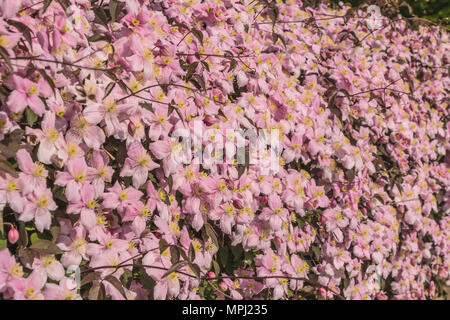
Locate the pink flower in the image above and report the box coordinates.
[102,181,143,215]
[20,186,57,232]
[8,270,46,300]
[55,158,96,202]
[120,141,159,188]
[0,174,23,212]
[67,184,99,229]
[7,75,46,116]
[26,111,63,164]
[32,254,65,281]
[16,149,48,195]
[43,277,81,300]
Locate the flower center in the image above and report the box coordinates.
[87,200,98,208]
[33,164,45,176]
[37,197,48,207]
[28,85,37,95]
[46,128,59,141]
[7,181,18,191]
[119,191,128,201]
[75,172,84,182]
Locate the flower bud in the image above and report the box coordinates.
[128,121,136,136]
[318,288,326,299]
[379,136,388,144]
[8,228,19,244]
[219,282,228,291]
[330,199,337,208]
[320,215,327,224]
[376,291,388,300]
[203,115,216,126]
[207,272,215,279]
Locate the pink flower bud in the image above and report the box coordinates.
[320,215,327,224]
[207,272,215,279]
[379,136,388,144]
[219,282,228,291]
[233,199,243,209]
[397,205,405,214]
[317,265,323,272]
[376,291,388,300]
[371,135,378,143]
[330,199,337,208]
[128,121,136,136]
[259,195,268,204]
[318,288,326,298]
[203,115,216,126]
[8,228,19,244]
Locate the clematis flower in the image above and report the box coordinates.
[16,149,48,195]
[120,141,159,188]
[20,187,57,232]
[26,111,63,164]
[0,174,23,212]
[6,75,46,116]
[67,184,99,229]
[102,182,143,215]
[55,158,96,202]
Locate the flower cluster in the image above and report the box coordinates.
[0,0,448,300]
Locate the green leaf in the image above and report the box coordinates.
[87,34,110,42]
[218,247,229,268]
[201,60,210,72]
[93,7,109,28]
[189,263,201,279]
[345,168,356,184]
[167,175,173,193]
[89,282,105,300]
[168,103,175,116]
[50,226,60,242]
[30,239,63,254]
[103,82,116,99]
[26,107,38,126]
[0,46,12,71]
[205,223,219,248]
[17,221,28,247]
[0,239,6,250]
[139,267,156,295]
[42,0,53,14]
[212,260,220,275]
[311,245,321,261]
[105,275,127,299]
[141,102,154,113]
[0,141,22,158]
[185,62,198,81]
[228,59,237,73]
[191,29,203,45]
[80,271,101,287]
[267,7,279,25]
[159,238,169,253]
[162,261,188,278]
[109,0,125,23]
[170,245,180,264]
[0,154,18,177]
[148,172,157,183]
[18,247,35,266]
[7,20,33,49]
[374,194,385,205]
[188,243,195,262]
